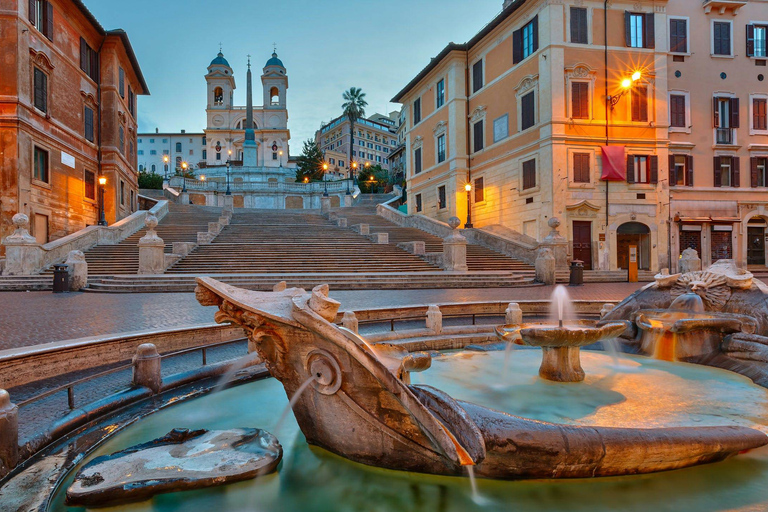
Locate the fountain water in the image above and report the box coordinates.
[274,375,317,437]
[549,285,574,328]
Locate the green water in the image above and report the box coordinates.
[50,350,768,512]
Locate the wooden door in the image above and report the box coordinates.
[572,221,592,270]
[747,227,765,265]
[34,214,48,245]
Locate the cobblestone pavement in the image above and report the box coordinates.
[0,283,646,351]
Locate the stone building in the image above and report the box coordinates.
[137,130,206,177]
[0,0,148,253]
[316,113,399,176]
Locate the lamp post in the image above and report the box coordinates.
[369,175,376,194]
[181,161,188,192]
[351,161,358,186]
[464,182,473,228]
[98,176,107,226]
[163,155,169,181]
[226,149,232,195]
[608,71,642,109]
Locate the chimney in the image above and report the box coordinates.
[503,0,514,8]
[181,129,186,134]
[155,127,159,133]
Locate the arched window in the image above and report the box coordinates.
[175,142,182,153]
[175,156,182,169]
[214,87,223,106]
[151,164,156,173]
[270,87,279,105]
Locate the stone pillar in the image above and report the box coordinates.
[539,217,569,269]
[535,247,556,285]
[505,302,523,325]
[223,195,234,214]
[443,217,468,272]
[180,191,190,206]
[321,195,331,213]
[65,250,88,291]
[373,232,389,244]
[2,214,43,276]
[218,215,230,226]
[355,224,370,235]
[138,214,165,275]
[679,248,702,274]
[426,305,442,334]
[600,303,615,318]
[0,389,19,478]
[337,218,348,228]
[342,311,359,333]
[132,343,162,394]
[344,195,353,207]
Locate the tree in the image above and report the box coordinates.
[138,170,164,190]
[341,87,368,178]
[357,164,388,193]
[295,139,325,182]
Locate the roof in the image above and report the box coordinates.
[210,52,231,68]
[391,0,528,103]
[265,52,284,68]
[71,1,149,94]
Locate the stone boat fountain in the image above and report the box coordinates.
[189,277,767,480]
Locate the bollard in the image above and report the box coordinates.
[505,302,523,325]
[132,343,162,394]
[52,264,69,293]
[426,305,443,334]
[342,311,359,333]
[600,303,615,318]
[0,389,19,478]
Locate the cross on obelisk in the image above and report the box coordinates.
[247,54,251,68]
[219,42,222,53]
[273,42,277,53]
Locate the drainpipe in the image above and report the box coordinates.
[464,49,473,228]
[97,37,106,226]
[604,0,610,231]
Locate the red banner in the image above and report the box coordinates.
[601,146,626,181]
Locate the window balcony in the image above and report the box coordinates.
[716,127,734,145]
[702,0,746,15]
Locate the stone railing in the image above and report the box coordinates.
[463,226,539,266]
[172,177,349,194]
[1,200,169,276]
[376,203,455,238]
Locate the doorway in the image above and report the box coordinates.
[617,222,650,270]
[747,218,766,265]
[572,221,592,270]
[34,214,48,245]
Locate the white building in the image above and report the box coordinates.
[137,131,205,177]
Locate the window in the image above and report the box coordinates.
[413,98,421,124]
[216,152,221,161]
[714,156,739,187]
[176,142,182,153]
[521,91,535,130]
[493,114,509,142]
[669,18,688,53]
[437,134,446,163]
[138,150,144,155]
[514,17,538,63]
[625,12,654,49]
[119,126,124,153]
[118,67,125,98]
[414,148,422,174]
[214,87,223,105]
[120,180,125,205]
[128,86,135,117]
[84,106,94,142]
[130,140,134,159]
[339,160,345,167]
[626,154,658,184]
[130,190,135,211]
[752,157,768,187]
[670,94,686,128]
[162,139,168,144]
[33,146,48,183]
[436,79,445,108]
[79,38,99,81]
[522,159,536,190]
[29,0,52,40]
[754,98,767,131]
[472,60,483,93]
[474,177,484,203]
[631,85,648,122]
[415,193,422,212]
[570,7,588,44]
[473,120,484,152]
[189,149,193,155]
[670,154,693,186]
[714,97,739,144]
[573,153,590,183]
[151,164,156,172]
[150,150,156,155]
[272,152,278,160]
[176,156,182,168]
[202,137,206,145]
[748,25,768,57]
[438,185,446,209]
[713,21,731,56]
[571,82,589,119]
[33,67,47,113]
[202,150,207,159]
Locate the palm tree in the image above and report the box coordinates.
[341,87,368,182]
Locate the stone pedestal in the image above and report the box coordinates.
[344,194,353,207]
[321,196,331,213]
[443,217,468,272]
[132,343,162,394]
[539,346,585,382]
[505,303,523,325]
[680,248,702,274]
[426,305,442,334]
[180,191,190,205]
[65,250,88,291]
[0,389,18,478]
[373,232,389,244]
[223,195,234,214]
[2,214,43,276]
[138,214,165,275]
[172,242,196,257]
[535,247,556,285]
[539,218,569,269]
[337,218,348,228]
[398,241,426,255]
[342,311,359,333]
[208,222,222,236]
[243,141,258,167]
[354,224,370,235]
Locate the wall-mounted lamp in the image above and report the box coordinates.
[609,71,642,109]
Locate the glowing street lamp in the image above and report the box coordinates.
[181,162,188,192]
[610,71,642,109]
[464,182,473,228]
[162,155,169,181]
[98,176,107,226]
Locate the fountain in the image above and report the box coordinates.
[495,285,628,382]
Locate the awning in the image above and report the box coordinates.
[673,200,738,223]
[600,146,625,181]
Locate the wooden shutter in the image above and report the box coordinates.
[714,156,722,187]
[670,95,685,127]
[571,8,587,44]
[572,82,588,119]
[624,12,632,47]
[474,120,484,152]
[733,157,740,187]
[34,68,46,112]
[686,156,693,187]
[713,97,719,127]
[80,38,87,71]
[28,0,35,24]
[85,107,94,142]
[645,13,655,49]
[747,24,755,57]
[751,157,759,187]
[513,28,523,64]
[472,61,482,93]
[43,1,53,40]
[119,68,125,98]
[626,154,635,183]
[90,49,99,82]
[532,16,539,53]
[730,97,740,128]
[669,155,676,185]
[650,155,658,184]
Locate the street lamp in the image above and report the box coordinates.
[163,155,169,181]
[200,175,206,182]
[369,174,376,194]
[181,161,188,192]
[609,71,642,109]
[351,161,358,186]
[98,176,107,226]
[464,182,473,228]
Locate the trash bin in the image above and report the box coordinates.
[52,264,69,293]
[569,260,584,287]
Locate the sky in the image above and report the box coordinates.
[85,0,503,145]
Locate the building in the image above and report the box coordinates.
[392,0,768,272]
[137,130,205,178]
[0,0,148,252]
[316,112,399,176]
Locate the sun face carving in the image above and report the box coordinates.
[671,271,731,311]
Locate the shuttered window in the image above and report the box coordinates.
[631,86,648,122]
[625,12,655,49]
[522,159,536,190]
[79,38,99,82]
[472,60,483,93]
[513,16,538,64]
[413,98,421,125]
[34,146,49,183]
[521,91,535,130]
[626,155,658,184]
[669,155,693,186]
[474,177,484,203]
[473,120,484,153]
[713,22,731,56]
[437,134,446,163]
[714,156,739,187]
[33,67,47,113]
[29,0,53,40]
[754,98,767,131]
[670,94,686,128]
[84,170,96,200]
[414,148,422,174]
[573,153,590,183]
[746,25,767,57]
[436,79,445,109]
[571,82,589,119]
[119,68,125,98]
[438,186,446,209]
[669,19,687,53]
[751,157,768,188]
[84,106,94,142]
[415,194,422,212]
[570,7,588,44]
